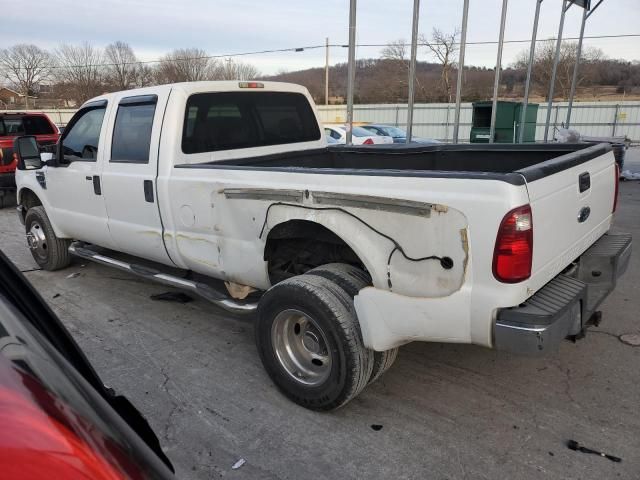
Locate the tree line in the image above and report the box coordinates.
[268,29,640,104]
[1,34,639,108]
[0,41,260,106]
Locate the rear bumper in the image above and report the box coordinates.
[494,233,632,355]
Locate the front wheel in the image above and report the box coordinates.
[256,274,373,410]
[24,206,72,271]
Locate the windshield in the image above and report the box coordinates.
[351,126,376,137]
[377,125,406,137]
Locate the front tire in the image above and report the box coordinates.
[256,274,373,410]
[24,206,71,271]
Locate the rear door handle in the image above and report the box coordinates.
[92,175,101,195]
[143,180,154,203]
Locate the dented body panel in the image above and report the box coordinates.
[15,81,624,353]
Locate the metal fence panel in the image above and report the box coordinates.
[317,102,640,143]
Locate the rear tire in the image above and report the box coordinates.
[307,263,399,385]
[24,206,71,271]
[256,274,373,410]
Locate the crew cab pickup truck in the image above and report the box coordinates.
[0,112,59,203]
[13,81,631,411]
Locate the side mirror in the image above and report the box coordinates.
[14,136,43,170]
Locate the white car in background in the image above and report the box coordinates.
[324,124,393,145]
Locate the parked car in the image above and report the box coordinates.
[13,81,630,411]
[324,124,393,145]
[0,249,174,478]
[361,124,440,144]
[0,113,59,205]
[325,133,339,144]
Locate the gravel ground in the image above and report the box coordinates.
[1,153,639,479]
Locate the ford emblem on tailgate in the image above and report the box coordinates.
[578,206,591,223]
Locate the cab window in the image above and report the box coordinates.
[61,106,107,163]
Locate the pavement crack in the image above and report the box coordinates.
[163,402,180,442]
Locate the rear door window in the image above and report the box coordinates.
[111,96,157,163]
[182,91,321,154]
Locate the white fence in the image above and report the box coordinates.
[3,101,639,142]
[317,101,640,143]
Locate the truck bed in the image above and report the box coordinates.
[176,142,610,185]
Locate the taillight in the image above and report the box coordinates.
[493,205,533,283]
[0,364,134,480]
[363,138,374,145]
[613,163,619,213]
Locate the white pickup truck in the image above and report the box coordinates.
[13,81,631,411]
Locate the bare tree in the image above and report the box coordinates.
[381,39,408,61]
[513,41,603,99]
[134,63,155,88]
[420,29,459,102]
[216,58,260,80]
[155,48,218,83]
[104,41,138,90]
[54,42,105,104]
[0,44,52,107]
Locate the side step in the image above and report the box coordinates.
[68,243,258,314]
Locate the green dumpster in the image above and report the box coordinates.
[470,101,538,143]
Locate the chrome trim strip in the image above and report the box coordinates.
[223,188,304,203]
[311,191,432,217]
[495,322,548,333]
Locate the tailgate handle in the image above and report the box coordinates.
[579,172,590,193]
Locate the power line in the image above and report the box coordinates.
[353,33,640,48]
[3,33,639,70]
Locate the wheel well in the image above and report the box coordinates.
[18,189,42,220]
[264,220,365,284]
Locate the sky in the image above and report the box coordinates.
[3,0,640,75]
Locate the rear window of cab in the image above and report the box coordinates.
[0,115,55,136]
[182,91,321,154]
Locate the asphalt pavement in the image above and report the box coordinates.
[1,149,639,479]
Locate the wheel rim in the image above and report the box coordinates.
[26,221,48,261]
[271,309,332,386]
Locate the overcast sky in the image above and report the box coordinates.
[4,0,640,75]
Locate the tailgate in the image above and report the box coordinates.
[522,144,616,292]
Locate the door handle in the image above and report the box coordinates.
[92,175,101,195]
[143,180,154,203]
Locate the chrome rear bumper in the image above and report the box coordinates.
[494,233,632,355]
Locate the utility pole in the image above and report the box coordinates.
[518,0,543,143]
[406,0,421,143]
[345,0,357,145]
[489,0,509,143]
[325,37,329,106]
[452,0,469,143]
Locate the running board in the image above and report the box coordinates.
[68,243,258,314]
